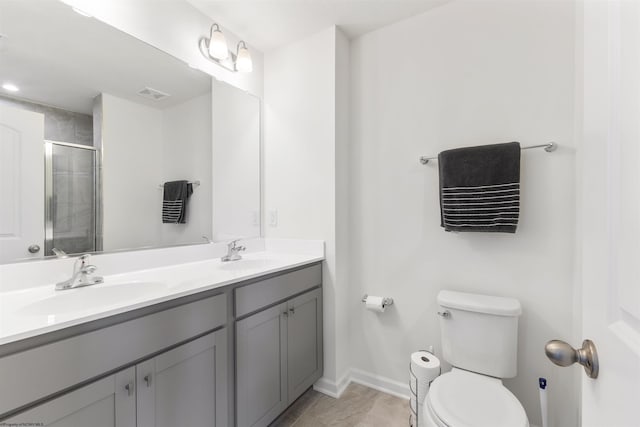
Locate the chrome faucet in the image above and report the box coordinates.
[221,239,246,262]
[55,254,104,291]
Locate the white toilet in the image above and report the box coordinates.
[422,290,529,427]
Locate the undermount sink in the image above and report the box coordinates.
[217,258,277,271]
[20,281,168,315]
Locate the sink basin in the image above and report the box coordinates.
[217,258,277,271]
[20,281,167,315]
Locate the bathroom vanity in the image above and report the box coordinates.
[0,250,323,427]
[0,2,321,426]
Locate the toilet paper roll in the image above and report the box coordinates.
[410,351,440,404]
[365,295,386,313]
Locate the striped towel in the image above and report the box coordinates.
[162,180,193,224]
[438,142,521,233]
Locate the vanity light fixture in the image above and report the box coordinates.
[206,24,229,60]
[199,25,253,73]
[235,41,253,73]
[2,82,19,92]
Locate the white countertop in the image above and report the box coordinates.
[0,250,323,346]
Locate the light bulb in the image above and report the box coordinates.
[208,25,228,60]
[2,82,19,92]
[235,42,253,73]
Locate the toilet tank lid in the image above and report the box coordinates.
[438,290,522,316]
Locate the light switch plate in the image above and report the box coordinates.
[268,210,278,227]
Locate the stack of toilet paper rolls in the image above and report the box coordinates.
[409,351,441,427]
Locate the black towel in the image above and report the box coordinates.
[438,142,521,233]
[162,180,193,224]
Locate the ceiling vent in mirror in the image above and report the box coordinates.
[137,87,170,101]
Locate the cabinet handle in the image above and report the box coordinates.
[283,311,289,317]
[289,307,295,315]
[125,382,134,396]
[144,374,152,387]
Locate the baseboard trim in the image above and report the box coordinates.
[349,368,410,400]
[314,368,410,401]
[313,371,350,398]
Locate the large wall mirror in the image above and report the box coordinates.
[0,1,261,264]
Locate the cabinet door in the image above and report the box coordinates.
[286,288,323,404]
[137,329,227,427]
[236,303,287,427]
[4,367,135,427]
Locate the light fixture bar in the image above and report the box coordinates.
[199,37,237,72]
[198,24,252,73]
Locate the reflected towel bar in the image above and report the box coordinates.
[157,180,200,189]
[419,142,557,165]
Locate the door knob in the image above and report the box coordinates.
[28,244,41,254]
[545,339,599,379]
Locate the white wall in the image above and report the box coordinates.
[264,26,350,392]
[102,93,212,250]
[212,80,261,241]
[60,0,264,98]
[101,93,163,251]
[162,92,213,244]
[334,29,351,388]
[349,1,578,426]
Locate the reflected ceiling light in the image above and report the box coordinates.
[198,25,252,73]
[2,82,19,92]
[235,41,253,73]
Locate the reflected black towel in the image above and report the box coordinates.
[438,142,521,233]
[162,180,193,224]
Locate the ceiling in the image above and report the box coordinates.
[0,0,210,114]
[187,0,449,52]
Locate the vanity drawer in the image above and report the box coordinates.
[0,293,226,417]
[235,264,322,318]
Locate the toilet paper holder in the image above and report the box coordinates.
[361,294,394,307]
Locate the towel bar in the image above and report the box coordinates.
[419,142,557,165]
[158,180,200,189]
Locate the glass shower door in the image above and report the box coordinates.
[45,141,97,256]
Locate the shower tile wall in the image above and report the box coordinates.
[0,95,93,145]
[51,144,96,254]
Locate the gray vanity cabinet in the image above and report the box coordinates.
[1,293,228,427]
[285,287,323,405]
[4,329,228,427]
[136,329,228,427]
[4,367,136,427]
[236,302,288,427]
[236,286,323,427]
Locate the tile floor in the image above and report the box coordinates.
[270,383,410,427]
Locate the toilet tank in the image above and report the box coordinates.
[437,290,522,378]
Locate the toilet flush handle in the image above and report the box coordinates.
[437,310,450,318]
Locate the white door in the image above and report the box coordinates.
[581,1,640,426]
[0,104,44,262]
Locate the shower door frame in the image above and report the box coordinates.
[44,140,101,257]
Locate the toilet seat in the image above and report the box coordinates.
[426,369,529,427]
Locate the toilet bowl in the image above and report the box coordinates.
[421,369,528,427]
[421,290,529,427]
